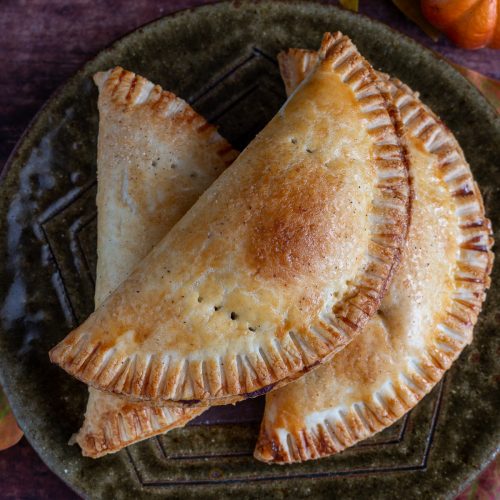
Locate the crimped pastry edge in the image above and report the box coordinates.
[49,32,411,407]
[75,67,234,457]
[75,399,203,458]
[254,50,494,464]
[93,66,238,167]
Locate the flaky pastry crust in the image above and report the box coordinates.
[75,393,203,458]
[254,49,494,464]
[74,67,228,457]
[50,33,411,407]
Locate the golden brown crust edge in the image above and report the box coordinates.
[254,60,494,464]
[74,66,236,457]
[75,399,204,458]
[49,33,411,407]
[93,66,238,168]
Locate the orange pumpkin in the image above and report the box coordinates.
[421,0,500,49]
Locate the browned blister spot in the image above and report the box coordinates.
[247,164,338,283]
[132,324,151,345]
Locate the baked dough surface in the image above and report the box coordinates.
[75,67,233,456]
[254,48,493,463]
[50,33,411,406]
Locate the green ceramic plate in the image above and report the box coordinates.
[0,1,498,498]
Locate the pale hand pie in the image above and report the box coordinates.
[92,67,238,307]
[74,67,238,456]
[50,32,411,407]
[254,49,494,463]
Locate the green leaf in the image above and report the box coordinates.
[392,0,441,42]
[339,0,359,13]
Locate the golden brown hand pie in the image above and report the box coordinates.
[254,49,494,464]
[75,67,237,457]
[50,33,411,407]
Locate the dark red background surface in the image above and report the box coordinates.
[0,1,498,498]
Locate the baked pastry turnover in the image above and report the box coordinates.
[75,67,237,456]
[254,49,494,463]
[50,32,411,407]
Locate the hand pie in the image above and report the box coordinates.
[75,67,237,457]
[254,49,494,463]
[50,33,411,406]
